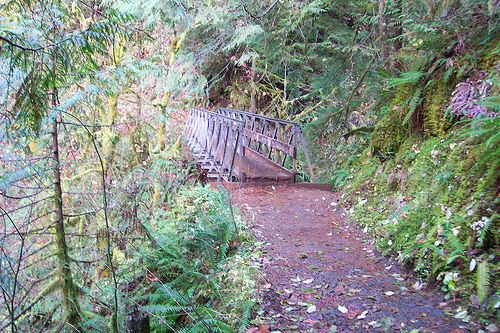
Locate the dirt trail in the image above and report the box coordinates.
[232,185,473,333]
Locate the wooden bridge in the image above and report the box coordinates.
[184,108,316,184]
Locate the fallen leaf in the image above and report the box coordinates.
[385,291,395,296]
[303,278,314,284]
[291,276,301,282]
[357,310,369,319]
[307,305,316,313]
[259,325,270,332]
[337,305,349,313]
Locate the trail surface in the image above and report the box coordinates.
[232,185,472,333]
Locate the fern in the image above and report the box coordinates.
[479,215,494,245]
[477,260,490,304]
[385,71,426,89]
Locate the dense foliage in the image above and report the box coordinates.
[1,0,500,330]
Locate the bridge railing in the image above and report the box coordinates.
[184,108,244,182]
[184,107,316,182]
[217,108,315,182]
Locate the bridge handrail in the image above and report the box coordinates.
[184,107,316,183]
[217,108,297,126]
[185,108,244,182]
[217,108,315,182]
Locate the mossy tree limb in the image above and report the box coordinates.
[155,30,188,151]
[51,119,82,331]
[153,30,189,207]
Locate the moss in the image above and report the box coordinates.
[478,32,500,71]
[370,92,408,158]
[422,81,453,137]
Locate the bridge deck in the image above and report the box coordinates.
[232,149,294,183]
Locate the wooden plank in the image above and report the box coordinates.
[242,128,296,157]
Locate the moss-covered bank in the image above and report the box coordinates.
[336,128,500,326]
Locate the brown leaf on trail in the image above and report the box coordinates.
[303,318,317,324]
[335,285,345,293]
[246,325,271,333]
[343,308,361,319]
[259,325,271,332]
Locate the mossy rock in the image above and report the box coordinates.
[370,104,407,159]
[422,79,454,137]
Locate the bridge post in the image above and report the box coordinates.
[299,127,316,183]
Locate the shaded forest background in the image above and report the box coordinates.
[0,0,499,331]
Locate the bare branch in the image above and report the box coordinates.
[243,0,279,20]
[0,27,91,53]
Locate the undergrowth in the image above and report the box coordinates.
[333,124,500,326]
[127,185,258,332]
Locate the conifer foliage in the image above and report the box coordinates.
[0,1,133,331]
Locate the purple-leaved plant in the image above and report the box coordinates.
[448,70,496,118]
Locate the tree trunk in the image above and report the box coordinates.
[390,0,403,53]
[52,119,82,330]
[126,310,150,333]
[156,30,188,151]
[153,30,188,207]
[250,58,256,113]
[388,0,403,73]
[379,0,388,61]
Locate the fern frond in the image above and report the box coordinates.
[141,303,192,315]
[479,217,494,243]
[446,233,465,253]
[477,260,490,304]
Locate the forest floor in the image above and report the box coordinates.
[231,185,475,333]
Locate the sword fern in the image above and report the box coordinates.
[477,260,490,304]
